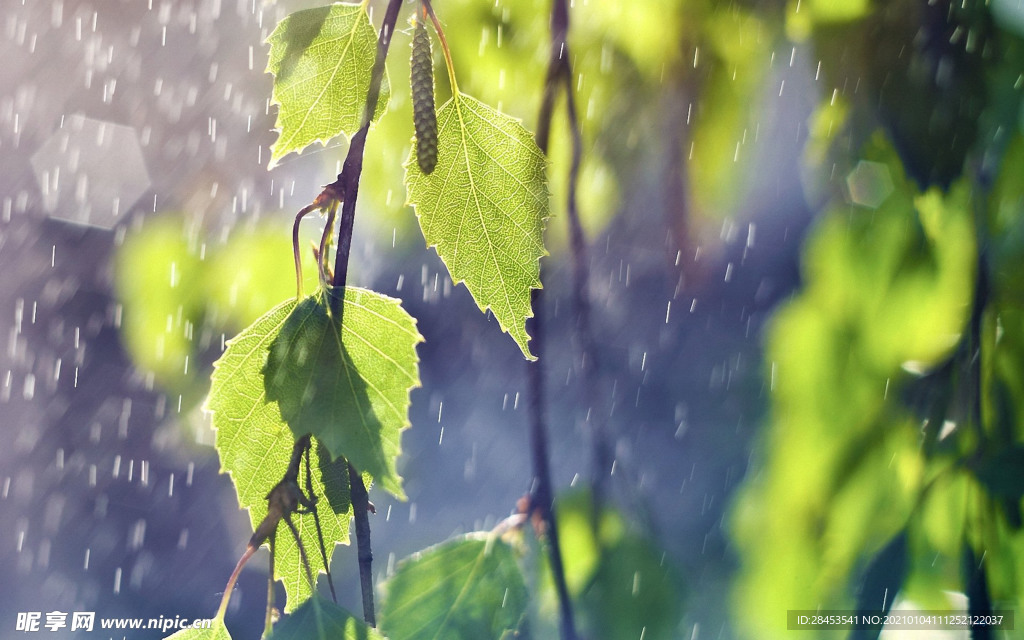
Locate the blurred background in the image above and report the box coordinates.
[2,0,1023,638]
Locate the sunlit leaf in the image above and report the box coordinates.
[379,533,528,640]
[268,596,384,640]
[266,3,389,167]
[163,618,232,639]
[207,299,354,612]
[264,288,422,498]
[405,92,548,360]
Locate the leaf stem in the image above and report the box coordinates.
[262,532,276,639]
[305,442,338,603]
[216,544,257,621]
[420,0,459,98]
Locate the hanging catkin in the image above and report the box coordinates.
[411,17,438,174]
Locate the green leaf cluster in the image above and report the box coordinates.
[730,132,980,639]
[265,289,422,498]
[268,596,385,640]
[207,288,421,610]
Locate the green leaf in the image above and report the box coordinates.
[164,619,232,640]
[265,288,422,498]
[266,3,389,167]
[379,533,529,640]
[207,299,354,612]
[268,596,385,640]
[405,92,549,360]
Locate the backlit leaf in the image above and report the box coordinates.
[405,92,549,360]
[207,299,353,612]
[265,288,422,498]
[266,3,389,167]
[379,533,528,640]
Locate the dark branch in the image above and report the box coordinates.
[328,0,404,317]
[348,463,376,626]
[526,2,584,639]
[318,0,404,625]
[525,302,578,640]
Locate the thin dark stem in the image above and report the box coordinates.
[282,513,316,592]
[348,463,376,626]
[318,0,402,625]
[558,41,611,508]
[526,298,578,640]
[305,443,337,603]
[535,0,610,506]
[528,6,581,636]
[262,531,276,639]
[328,0,404,316]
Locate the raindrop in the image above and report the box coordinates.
[129,519,147,550]
[114,567,122,594]
[23,373,35,400]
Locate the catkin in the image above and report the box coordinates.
[411,17,438,174]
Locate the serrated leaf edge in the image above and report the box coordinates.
[404,92,550,361]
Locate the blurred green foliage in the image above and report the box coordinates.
[533,489,686,640]
[731,1,1024,637]
[114,0,1024,637]
[115,215,318,407]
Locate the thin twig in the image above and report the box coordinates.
[305,442,337,603]
[525,1,601,638]
[262,531,276,640]
[557,20,611,509]
[349,463,376,626]
[320,0,404,625]
[526,296,579,640]
[328,0,404,311]
[282,513,316,592]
